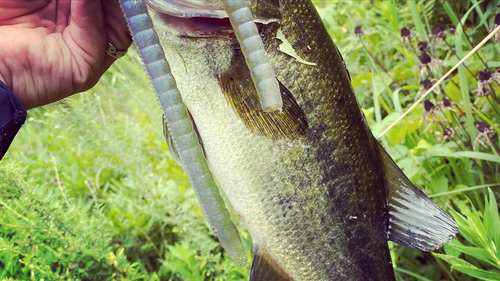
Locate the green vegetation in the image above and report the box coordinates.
[0,51,249,280]
[1,0,499,280]
[317,0,500,280]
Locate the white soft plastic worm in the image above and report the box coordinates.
[222,0,283,112]
[119,0,247,266]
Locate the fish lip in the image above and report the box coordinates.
[146,0,228,19]
[145,0,277,38]
[146,0,233,37]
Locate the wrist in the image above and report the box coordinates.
[0,67,7,88]
[0,57,13,98]
[0,58,30,110]
[0,28,33,109]
[0,70,21,109]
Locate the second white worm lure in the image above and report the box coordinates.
[222,0,283,112]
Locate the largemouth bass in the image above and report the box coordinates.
[120,0,458,279]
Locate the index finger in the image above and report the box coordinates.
[103,0,132,51]
[66,0,106,61]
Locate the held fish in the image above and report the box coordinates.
[120,0,459,279]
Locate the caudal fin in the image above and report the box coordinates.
[377,142,458,251]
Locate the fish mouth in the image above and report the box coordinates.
[146,0,233,37]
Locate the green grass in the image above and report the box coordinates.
[1,0,500,280]
[0,51,249,280]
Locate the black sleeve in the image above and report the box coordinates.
[0,80,27,161]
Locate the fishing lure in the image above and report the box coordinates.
[118,0,247,266]
[222,0,283,112]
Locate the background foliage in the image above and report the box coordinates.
[1,0,499,280]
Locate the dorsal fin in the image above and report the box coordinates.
[376,141,458,251]
[250,247,292,281]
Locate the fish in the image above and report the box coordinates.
[121,0,459,279]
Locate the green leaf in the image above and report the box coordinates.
[448,208,487,248]
[430,176,449,194]
[434,253,500,280]
[445,78,462,103]
[444,243,462,258]
[487,61,500,68]
[454,0,486,143]
[392,88,403,115]
[471,0,490,31]
[430,184,500,198]
[449,242,500,269]
[484,188,500,247]
[373,113,420,146]
[413,141,500,163]
[408,1,428,40]
[394,267,433,281]
[351,72,372,89]
[372,73,382,124]
[390,0,400,33]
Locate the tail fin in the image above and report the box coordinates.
[377,142,458,251]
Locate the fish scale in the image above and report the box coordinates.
[249,1,389,274]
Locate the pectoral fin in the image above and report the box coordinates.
[163,117,181,165]
[217,48,308,141]
[250,246,291,281]
[378,142,458,251]
[163,112,205,167]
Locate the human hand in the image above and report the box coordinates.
[0,0,132,109]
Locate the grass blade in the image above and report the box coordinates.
[434,253,500,280]
[394,267,433,281]
[429,184,500,198]
[408,1,429,40]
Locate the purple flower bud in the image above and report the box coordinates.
[419,53,432,65]
[433,24,444,35]
[422,79,433,90]
[418,41,428,52]
[355,26,363,36]
[424,100,435,112]
[443,98,451,107]
[443,127,454,138]
[478,70,492,82]
[495,14,500,26]
[478,87,493,97]
[400,27,410,38]
[477,122,490,133]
